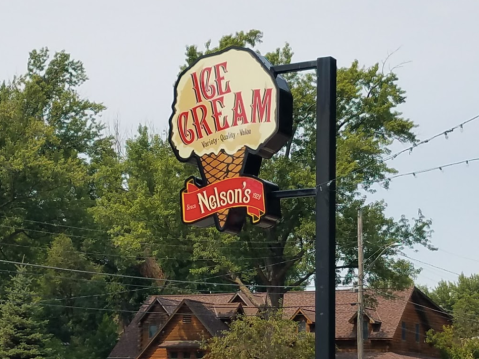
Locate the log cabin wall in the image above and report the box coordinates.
[391,293,449,357]
[140,302,169,350]
[139,304,211,359]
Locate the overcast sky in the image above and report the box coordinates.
[1,0,478,289]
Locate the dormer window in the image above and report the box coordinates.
[298,320,307,332]
[148,324,158,338]
[363,321,369,340]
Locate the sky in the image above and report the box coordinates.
[0,0,478,289]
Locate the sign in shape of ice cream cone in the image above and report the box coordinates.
[169,47,293,233]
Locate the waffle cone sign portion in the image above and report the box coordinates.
[169,47,293,234]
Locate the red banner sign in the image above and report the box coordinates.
[182,177,266,224]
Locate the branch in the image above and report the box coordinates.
[288,270,315,288]
[254,263,270,285]
[229,273,263,308]
[336,114,359,132]
[2,229,24,242]
[336,263,358,269]
[276,249,305,279]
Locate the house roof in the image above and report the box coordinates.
[108,296,156,359]
[283,287,418,339]
[109,287,449,359]
[185,299,229,336]
[229,291,268,307]
[290,307,315,323]
[135,298,227,359]
[213,302,243,319]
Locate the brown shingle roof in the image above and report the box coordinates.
[213,302,242,319]
[110,287,443,359]
[283,287,416,339]
[186,299,229,336]
[108,293,235,359]
[108,296,156,359]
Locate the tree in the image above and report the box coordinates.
[180,30,433,306]
[427,326,479,359]
[425,274,479,356]
[0,265,55,359]
[0,47,113,267]
[90,126,203,288]
[0,48,120,359]
[204,312,314,359]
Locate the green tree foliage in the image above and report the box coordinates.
[0,49,120,359]
[0,47,113,264]
[204,312,314,359]
[179,30,433,306]
[0,34,438,358]
[427,326,479,359]
[0,266,54,359]
[425,273,479,356]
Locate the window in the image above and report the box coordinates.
[183,315,192,324]
[402,322,406,340]
[168,352,178,359]
[196,351,204,358]
[183,352,191,359]
[298,320,307,332]
[372,323,381,332]
[148,324,158,338]
[415,323,420,342]
[363,321,369,340]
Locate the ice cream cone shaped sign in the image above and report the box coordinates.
[169,47,293,234]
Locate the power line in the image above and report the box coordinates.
[0,237,300,263]
[0,259,307,289]
[0,220,298,248]
[401,254,461,276]
[386,157,479,181]
[437,248,479,264]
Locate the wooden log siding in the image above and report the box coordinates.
[139,304,212,359]
[391,295,449,356]
[140,302,169,350]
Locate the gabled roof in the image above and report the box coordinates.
[135,299,228,359]
[229,291,268,307]
[213,302,243,319]
[282,287,430,339]
[108,293,236,359]
[108,296,156,359]
[348,310,381,324]
[186,300,229,336]
[290,307,315,323]
[109,287,448,359]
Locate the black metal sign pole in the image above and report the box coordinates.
[272,57,337,359]
[315,57,337,359]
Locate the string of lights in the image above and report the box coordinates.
[386,157,479,181]
[384,114,479,161]
[317,113,479,189]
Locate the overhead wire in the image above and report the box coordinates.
[316,113,479,190]
[0,258,311,289]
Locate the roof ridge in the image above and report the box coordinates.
[155,292,236,297]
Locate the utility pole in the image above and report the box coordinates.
[357,209,364,359]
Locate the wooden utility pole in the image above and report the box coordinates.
[357,209,364,359]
